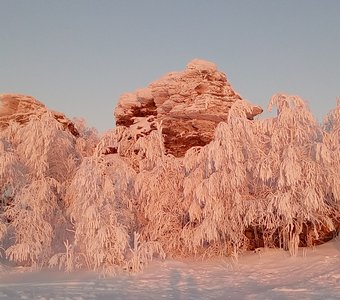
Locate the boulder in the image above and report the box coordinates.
[114,59,263,157]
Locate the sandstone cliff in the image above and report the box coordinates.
[114,59,263,157]
[0,94,79,136]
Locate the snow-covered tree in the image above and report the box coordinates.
[0,112,84,267]
[1,93,339,273]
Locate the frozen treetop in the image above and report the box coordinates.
[0,94,79,136]
[115,59,263,157]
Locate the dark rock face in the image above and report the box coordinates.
[114,59,263,157]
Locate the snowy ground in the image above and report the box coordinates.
[0,238,339,300]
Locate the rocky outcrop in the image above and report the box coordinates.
[114,59,263,157]
[0,94,79,136]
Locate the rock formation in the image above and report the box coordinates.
[114,59,263,157]
[0,94,79,136]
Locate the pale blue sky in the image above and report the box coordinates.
[1,0,339,131]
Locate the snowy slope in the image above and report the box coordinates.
[0,238,339,300]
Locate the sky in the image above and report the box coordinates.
[1,0,339,132]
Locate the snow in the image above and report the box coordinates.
[1,238,339,299]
